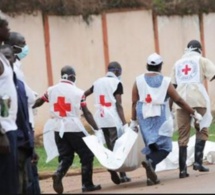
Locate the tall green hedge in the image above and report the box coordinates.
[1,0,215,17]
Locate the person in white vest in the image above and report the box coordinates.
[170,40,215,178]
[130,53,203,185]
[0,11,19,194]
[32,65,102,194]
[84,61,131,185]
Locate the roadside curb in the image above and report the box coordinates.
[39,167,107,180]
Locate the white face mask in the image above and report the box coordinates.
[118,76,121,80]
[16,45,29,60]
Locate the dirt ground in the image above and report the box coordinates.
[39,162,215,194]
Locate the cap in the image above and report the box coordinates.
[147,53,163,66]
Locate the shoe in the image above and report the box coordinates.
[142,160,158,184]
[193,162,209,172]
[82,184,101,192]
[109,171,121,185]
[179,171,189,178]
[120,176,131,183]
[146,178,160,186]
[52,174,63,194]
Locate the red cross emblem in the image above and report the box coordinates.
[100,95,111,107]
[54,97,71,117]
[182,64,191,75]
[99,95,111,117]
[145,94,152,103]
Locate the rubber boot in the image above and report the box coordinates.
[81,164,101,192]
[108,170,121,185]
[179,146,189,178]
[119,172,131,183]
[142,159,160,186]
[52,161,67,194]
[193,139,209,172]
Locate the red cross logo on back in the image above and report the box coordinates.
[182,64,191,75]
[100,95,111,107]
[99,95,111,117]
[54,96,71,117]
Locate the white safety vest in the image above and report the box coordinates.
[0,53,18,132]
[174,56,212,129]
[136,73,170,118]
[93,74,122,130]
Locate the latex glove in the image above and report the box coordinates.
[129,119,138,132]
[191,110,203,123]
[95,129,105,144]
[122,123,129,133]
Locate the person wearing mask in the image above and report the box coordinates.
[0,44,35,194]
[33,65,102,194]
[130,53,203,185]
[84,61,131,185]
[0,11,19,194]
[170,40,215,178]
[6,31,41,194]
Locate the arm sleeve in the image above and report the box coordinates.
[201,57,215,81]
[113,82,123,96]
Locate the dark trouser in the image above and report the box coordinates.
[102,127,128,178]
[146,149,169,170]
[0,130,18,194]
[18,148,32,194]
[54,132,95,186]
[26,158,41,194]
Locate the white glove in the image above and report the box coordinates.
[122,123,129,133]
[94,129,105,144]
[129,119,138,132]
[191,110,203,123]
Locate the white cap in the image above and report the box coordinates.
[147,53,163,66]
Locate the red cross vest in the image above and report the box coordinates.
[136,73,170,118]
[45,80,87,136]
[93,75,122,128]
[174,56,201,84]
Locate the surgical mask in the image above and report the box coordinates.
[16,45,29,60]
[118,76,121,80]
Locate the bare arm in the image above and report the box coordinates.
[32,98,45,109]
[167,83,195,115]
[131,81,138,120]
[115,94,127,125]
[82,106,99,130]
[169,84,177,111]
[84,87,93,97]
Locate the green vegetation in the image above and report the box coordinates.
[36,123,215,172]
[36,147,101,172]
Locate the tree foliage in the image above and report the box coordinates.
[1,0,215,21]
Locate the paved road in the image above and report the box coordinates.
[39,162,215,194]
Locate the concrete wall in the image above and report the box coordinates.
[6,10,215,135]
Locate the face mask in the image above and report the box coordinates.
[118,76,121,80]
[17,45,29,60]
